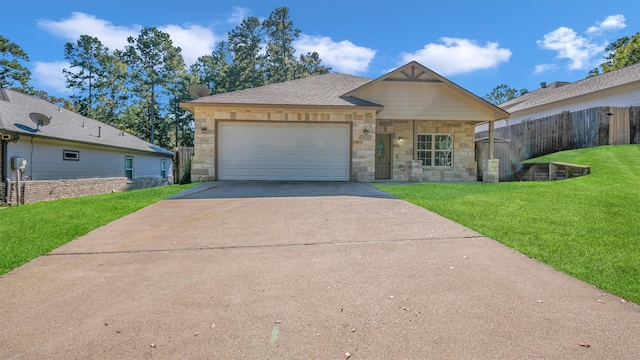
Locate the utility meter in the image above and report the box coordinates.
[11,157,27,170]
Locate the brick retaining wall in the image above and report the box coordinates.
[1,177,169,205]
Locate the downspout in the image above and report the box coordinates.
[6,178,11,206]
[1,139,6,181]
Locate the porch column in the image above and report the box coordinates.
[488,120,495,160]
[482,120,499,183]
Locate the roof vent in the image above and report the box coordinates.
[540,82,547,88]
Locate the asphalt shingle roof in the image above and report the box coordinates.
[499,63,640,112]
[188,73,381,107]
[0,88,172,156]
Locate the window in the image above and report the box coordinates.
[417,134,453,167]
[125,156,134,182]
[161,159,167,180]
[63,150,79,161]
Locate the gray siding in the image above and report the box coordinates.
[7,137,172,181]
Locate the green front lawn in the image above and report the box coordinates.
[0,183,198,275]
[375,145,640,304]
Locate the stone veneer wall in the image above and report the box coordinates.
[376,119,477,182]
[1,177,169,205]
[191,108,377,182]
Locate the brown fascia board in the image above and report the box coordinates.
[180,102,384,114]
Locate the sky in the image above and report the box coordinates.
[1,0,638,100]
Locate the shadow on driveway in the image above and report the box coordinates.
[169,181,398,199]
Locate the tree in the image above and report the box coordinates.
[121,27,185,146]
[190,41,234,94]
[296,51,331,78]
[92,51,130,126]
[63,35,109,117]
[588,32,640,77]
[228,16,265,89]
[484,84,529,105]
[262,7,301,84]
[0,35,32,91]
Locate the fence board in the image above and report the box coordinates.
[598,107,610,145]
[589,107,599,147]
[631,106,640,144]
[174,147,194,184]
[609,106,630,144]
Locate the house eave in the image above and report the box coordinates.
[180,101,384,114]
[3,130,173,156]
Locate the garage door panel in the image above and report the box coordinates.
[218,122,350,181]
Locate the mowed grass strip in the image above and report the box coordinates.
[0,183,198,275]
[375,145,640,304]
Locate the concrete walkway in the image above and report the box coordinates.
[1,182,638,359]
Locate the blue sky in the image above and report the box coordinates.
[1,0,638,99]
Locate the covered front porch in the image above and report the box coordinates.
[373,119,500,182]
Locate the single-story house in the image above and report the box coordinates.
[477,62,640,133]
[0,88,174,204]
[181,61,509,183]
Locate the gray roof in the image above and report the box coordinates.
[500,63,640,112]
[186,73,381,107]
[0,88,172,156]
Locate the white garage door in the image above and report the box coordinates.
[218,122,351,181]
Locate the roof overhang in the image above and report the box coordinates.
[180,101,384,114]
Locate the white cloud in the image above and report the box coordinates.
[159,24,219,65]
[38,12,141,51]
[537,14,626,72]
[33,61,70,93]
[294,35,376,74]
[586,14,626,34]
[533,63,558,74]
[38,12,221,65]
[400,38,511,76]
[227,7,250,25]
[537,26,604,70]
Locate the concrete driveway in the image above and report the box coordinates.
[1,181,638,359]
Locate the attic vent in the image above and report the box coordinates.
[540,82,547,88]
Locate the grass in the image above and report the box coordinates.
[375,144,640,304]
[0,183,198,275]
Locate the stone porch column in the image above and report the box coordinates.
[482,159,499,183]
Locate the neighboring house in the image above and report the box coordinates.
[182,61,509,183]
[0,88,174,204]
[477,62,640,133]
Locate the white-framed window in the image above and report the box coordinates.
[161,159,167,180]
[417,134,453,167]
[63,150,79,161]
[125,156,134,182]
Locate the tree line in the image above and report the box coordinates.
[0,7,330,149]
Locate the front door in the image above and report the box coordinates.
[375,134,392,179]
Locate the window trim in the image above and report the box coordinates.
[63,149,80,161]
[125,156,134,182]
[160,159,167,180]
[417,133,454,168]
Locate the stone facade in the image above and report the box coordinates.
[376,120,478,182]
[191,108,377,182]
[482,159,500,183]
[1,177,169,205]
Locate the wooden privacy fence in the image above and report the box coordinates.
[174,147,194,184]
[476,106,640,181]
